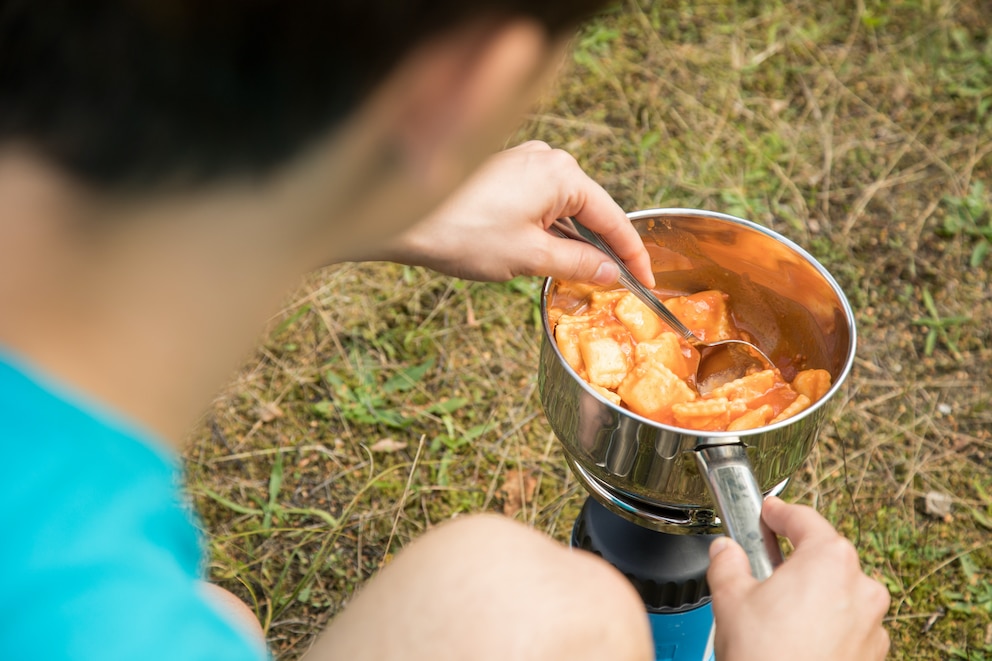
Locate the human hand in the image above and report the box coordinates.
[706,497,890,661]
[356,141,655,286]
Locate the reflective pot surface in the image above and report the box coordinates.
[539,209,856,532]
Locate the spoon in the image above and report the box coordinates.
[549,217,775,393]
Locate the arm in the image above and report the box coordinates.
[706,497,891,661]
[351,141,655,287]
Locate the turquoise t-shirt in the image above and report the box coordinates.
[0,354,268,660]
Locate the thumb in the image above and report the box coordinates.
[707,536,758,606]
[541,234,620,286]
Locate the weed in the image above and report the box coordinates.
[913,287,969,359]
[939,181,992,268]
[312,353,441,430]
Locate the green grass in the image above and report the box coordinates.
[940,181,992,268]
[183,1,992,658]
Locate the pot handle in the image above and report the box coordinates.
[694,442,783,581]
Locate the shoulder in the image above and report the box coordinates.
[0,356,267,661]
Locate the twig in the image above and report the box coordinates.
[383,434,426,561]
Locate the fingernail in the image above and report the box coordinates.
[592,262,619,285]
[709,536,730,558]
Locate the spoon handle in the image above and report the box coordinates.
[549,217,699,345]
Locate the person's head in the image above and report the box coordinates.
[0,0,616,440]
[0,0,610,260]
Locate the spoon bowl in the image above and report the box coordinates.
[549,216,774,392]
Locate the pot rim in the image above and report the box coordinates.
[540,207,857,439]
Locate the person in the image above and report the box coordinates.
[0,2,890,660]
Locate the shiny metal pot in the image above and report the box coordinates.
[539,209,856,579]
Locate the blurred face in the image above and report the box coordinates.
[23,19,567,297]
[258,19,565,268]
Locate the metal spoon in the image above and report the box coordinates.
[549,217,774,393]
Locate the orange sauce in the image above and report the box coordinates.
[548,283,830,431]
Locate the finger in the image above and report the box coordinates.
[537,231,622,285]
[871,627,892,661]
[706,536,757,605]
[761,497,839,548]
[549,159,655,288]
[570,194,655,288]
[862,574,892,621]
[581,218,655,288]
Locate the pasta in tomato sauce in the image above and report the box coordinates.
[549,287,831,432]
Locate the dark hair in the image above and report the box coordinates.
[0,0,608,191]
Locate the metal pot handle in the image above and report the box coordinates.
[694,442,783,580]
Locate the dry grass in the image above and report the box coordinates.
[184,1,992,658]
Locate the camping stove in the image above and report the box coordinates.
[567,458,793,660]
[568,456,797,661]
[569,457,795,661]
[572,496,716,661]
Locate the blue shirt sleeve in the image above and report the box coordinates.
[0,356,269,661]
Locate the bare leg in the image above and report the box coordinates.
[302,513,653,661]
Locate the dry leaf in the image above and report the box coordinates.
[258,402,284,423]
[768,99,789,116]
[370,438,407,453]
[924,491,953,520]
[499,469,538,517]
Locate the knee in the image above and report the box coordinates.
[406,514,653,659]
[550,544,654,660]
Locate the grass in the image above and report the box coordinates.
[183,1,992,658]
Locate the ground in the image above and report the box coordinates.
[184,1,992,658]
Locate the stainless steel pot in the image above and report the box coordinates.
[539,209,856,578]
